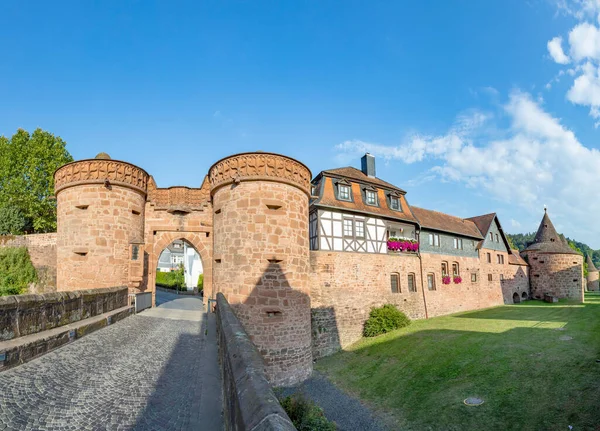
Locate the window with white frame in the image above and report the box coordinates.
[452,262,460,276]
[441,261,448,276]
[489,232,493,241]
[453,238,463,249]
[471,273,477,282]
[366,190,377,206]
[390,196,400,210]
[428,233,440,247]
[343,219,354,237]
[355,220,365,238]
[338,184,351,201]
[495,233,499,243]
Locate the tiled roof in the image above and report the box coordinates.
[410,206,483,239]
[320,167,406,193]
[311,176,418,224]
[508,250,528,266]
[587,254,598,272]
[523,211,579,254]
[465,213,496,237]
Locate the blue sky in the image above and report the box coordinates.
[2,1,600,246]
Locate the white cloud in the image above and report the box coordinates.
[336,91,600,242]
[568,23,600,61]
[510,219,522,229]
[548,36,571,64]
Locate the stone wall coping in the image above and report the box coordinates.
[0,305,133,371]
[216,292,296,431]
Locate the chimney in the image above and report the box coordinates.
[361,153,376,177]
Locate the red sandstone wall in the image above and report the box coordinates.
[528,252,584,301]
[210,153,313,386]
[56,184,146,291]
[0,233,57,293]
[501,264,530,303]
[309,251,426,358]
[143,181,213,305]
[587,271,599,291]
[420,252,504,317]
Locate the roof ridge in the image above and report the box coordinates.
[411,206,474,223]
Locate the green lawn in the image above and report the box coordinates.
[317,293,600,431]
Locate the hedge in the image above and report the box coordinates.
[0,247,37,296]
[156,266,186,291]
[363,304,411,337]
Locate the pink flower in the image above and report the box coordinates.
[453,276,462,284]
[442,276,451,284]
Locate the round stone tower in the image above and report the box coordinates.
[54,153,149,291]
[209,152,313,386]
[586,254,599,291]
[522,209,584,302]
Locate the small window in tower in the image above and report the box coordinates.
[488,274,493,281]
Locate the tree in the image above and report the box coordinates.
[0,205,26,235]
[0,128,73,233]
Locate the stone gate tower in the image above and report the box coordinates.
[54,153,149,291]
[209,152,313,386]
[522,209,584,302]
[586,254,599,291]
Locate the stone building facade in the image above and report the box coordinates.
[46,150,584,385]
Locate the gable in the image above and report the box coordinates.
[480,216,509,252]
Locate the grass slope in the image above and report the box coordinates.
[317,293,600,431]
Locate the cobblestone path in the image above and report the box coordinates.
[0,291,222,431]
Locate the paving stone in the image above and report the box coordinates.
[0,291,220,431]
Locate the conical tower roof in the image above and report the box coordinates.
[523,210,579,254]
[587,254,598,272]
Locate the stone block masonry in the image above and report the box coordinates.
[216,293,296,431]
[0,286,128,341]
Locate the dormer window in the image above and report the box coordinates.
[366,190,377,206]
[338,183,351,201]
[390,196,400,210]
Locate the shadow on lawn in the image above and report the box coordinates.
[455,293,600,322]
[318,297,600,431]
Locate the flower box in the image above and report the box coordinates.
[453,276,462,284]
[387,238,419,253]
[442,276,451,285]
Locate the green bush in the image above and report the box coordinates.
[279,394,336,431]
[363,304,411,337]
[155,265,186,291]
[197,273,204,295]
[0,247,37,296]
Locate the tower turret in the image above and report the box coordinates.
[54,154,149,291]
[522,209,584,302]
[209,152,313,386]
[586,254,599,291]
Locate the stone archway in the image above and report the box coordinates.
[149,231,212,307]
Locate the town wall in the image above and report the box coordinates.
[309,251,425,358]
[420,252,504,317]
[0,233,57,293]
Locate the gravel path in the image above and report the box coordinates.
[280,372,388,431]
[0,291,222,431]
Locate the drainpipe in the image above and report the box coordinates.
[417,229,429,319]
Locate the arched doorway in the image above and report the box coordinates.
[521,291,528,300]
[156,239,204,293]
[149,231,212,307]
[513,292,521,304]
